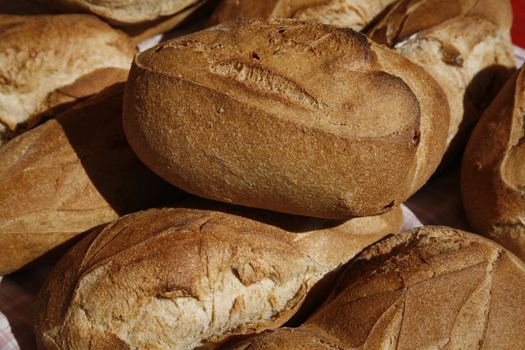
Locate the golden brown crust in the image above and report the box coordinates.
[123,18,449,219]
[462,66,525,260]
[36,0,204,25]
[367,0,515,162]
[0,84,180,276]
[34,201,403,350]
[223,226,525,349]
[209,0,396,31]
[0,14,136,144]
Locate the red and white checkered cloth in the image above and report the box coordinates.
[1,5,525,350]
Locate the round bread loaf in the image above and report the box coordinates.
[34,201,403,350]
[462,66,525,260]
[224,226,525,349]
[0,14,136,145]
[123,18,449,219]
[209,0,396,31]
[367,0,515,162]
[0,84,180,276]
[36,0,206,25]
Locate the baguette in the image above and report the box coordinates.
[367,0,515,161]
[0,84,180,276]
[123,18,449,219]
[462,66,525,260]
[225,226,525,349]
[34,201,403,349]
[209,0,396,31]
[0,14,136,145]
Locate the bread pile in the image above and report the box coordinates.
[0,0,522,349]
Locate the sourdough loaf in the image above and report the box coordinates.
[0,84,180,276]
[210,0,396,31]
[36,0,208,25]
[225,226,525,349]
[34,201,403,350]
[123,18,449,219]
[462,66,525,260]
[367,0,515,161]
[0,14,135,145]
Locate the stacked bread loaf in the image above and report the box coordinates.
[34,201,403,349]
[462,65,525,260]
[0,14,135,145]
[0,0,522,349]
[123,18,449,219]
[31,0,218,43]
[209,0,397,31]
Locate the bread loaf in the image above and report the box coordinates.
[210,0,396,31]
[367,0,515,161]
[36,0,208,25]
[34,201,403,350]
[0,84,180,276]
[462,66,525,261]
[224,226,525,349]
[0,14,135,145]
[123,18,449,219]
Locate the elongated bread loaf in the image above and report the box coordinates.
[0,84,180,276]
[367,0,515,161]
[35,0,207,25]
[224,226,525,349]
[123,18,449,219]
[0,14,135,145]
[210,0,396,31]
[34,201,403,350]
[462,66,525,261]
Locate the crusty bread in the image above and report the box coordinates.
[35,0,206,25]
[0,14,136,145]
[209,0,396,31]
[0,84,181,276]
[462,66,525,261]
[34,200,403,350]
[123,18,449,219]
[224,226,525,349]
[367,0,515,162]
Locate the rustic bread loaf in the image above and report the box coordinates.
[462,66,525,261]
[123,18,449,219]
[35,0,207,25]
[224,226,525,349]
[209,0,396,31]
[0,84,180,276]
[367,0,515,161]
[0,14,135,145]
[34,200,403,350]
